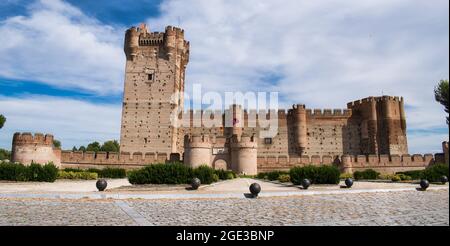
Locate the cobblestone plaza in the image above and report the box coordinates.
[0,188,447,226]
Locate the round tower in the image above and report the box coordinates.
[124,27,140,60]
[231,134,258,175]
[292,104,307,155]
[11,132,61,167]
[183,135,212,168]
[164,26,177,59]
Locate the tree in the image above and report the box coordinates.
[101,140,120,152]
[86,142,101,152]
[0,148,11,160]
[72,146,78,151]
[434,79,449,125]
[53,140,61,148]
[0,114,5,129]
[78,146,86,152]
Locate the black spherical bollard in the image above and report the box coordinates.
[441,176,448,184]
[345,178,354,188]
[301,179,311,189]
[420,179,430,190]
[96,179,107,192]
[191,178,201,190]
[249,183,261,197]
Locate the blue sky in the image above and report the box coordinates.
[0,0,448,153]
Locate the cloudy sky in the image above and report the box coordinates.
[0,0,448,153]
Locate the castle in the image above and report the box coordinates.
[10,24,449,174]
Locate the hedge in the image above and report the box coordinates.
[63,167,127,178]
[256,171,289,181]
[0,161,58,182]
[58,171,98,180]
[214,169,236,180]
[127,163,219,185]
[289,165,340,185]
[421,164,449,182]
[353,169,380,180]
[396,170,423,180]
[394,164,449,182]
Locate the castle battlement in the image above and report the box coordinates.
[12,132,54,146]
[305,108,351,117]
[61,151,170,167]
[347,96,404,108]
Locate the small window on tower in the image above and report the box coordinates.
[148,73,154,81]
[264,138,273,145]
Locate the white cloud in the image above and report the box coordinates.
[0,95,121,150]
[147,0,449,134]
[0,0,125,94]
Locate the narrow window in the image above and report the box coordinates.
[264,138,273,145]
[148,73,154,81]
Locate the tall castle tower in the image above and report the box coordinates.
[120,24,190,155]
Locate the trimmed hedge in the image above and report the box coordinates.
[0,161,58,182]
[88,168,127,179]
[290,165,340,185]
[194,165,217,184]
[214,169,236,180]
[256,171,289,181]
[58,171,98,180]
[394,164,449,182]
[353,169,380,180]
[278,174,291,183]
[127,163,219,185]
[421,164,449,182]
[396,170,423,180]
[63,167,126,178]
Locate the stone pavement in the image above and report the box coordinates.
[0,178,448,226]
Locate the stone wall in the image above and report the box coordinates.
[257,153,439,174]
[60,151,170,169]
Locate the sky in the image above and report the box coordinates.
[0,0,448,154]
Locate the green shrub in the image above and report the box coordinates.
[353,169,380,180]
[340,173,353,180]
[128,163,193,185]
[257,171,289,181]
[64,167,127,178]
[379,173,394,180]
[214,169,236,180]
[193,165,216,184]
[396,170,423,180]
[278,174,291,183]
[63,168,84,173]
[256,172,267,179]
[212,173,220,183]
[290,165,340,185]
[397,173,412,181]
[391,175,401,182]
[0,161,58,182]
[98,168,126,178]
[58,171,98,180]
[421,164,449,182]
[0,162,27,181]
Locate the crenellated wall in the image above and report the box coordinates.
[257,153,441,174]
[60,150,170,169]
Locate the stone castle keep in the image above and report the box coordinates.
[11,24,449,174]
